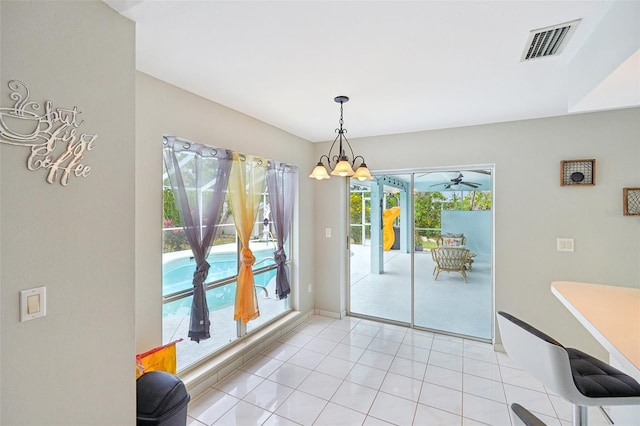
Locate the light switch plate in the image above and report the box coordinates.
[20,286,46,322]
[557,238,574,252]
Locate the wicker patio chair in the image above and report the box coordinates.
[431,247,471,282]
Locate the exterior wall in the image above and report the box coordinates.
[135,72,316,353]
[313,107,640,360]
[442,210,492,255]
[0,2,136,424]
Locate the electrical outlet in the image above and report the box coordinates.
[308,283,313,293]
[557,238,574,252]
[325,228,331,238]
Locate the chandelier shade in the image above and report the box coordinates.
[331,158,355,177]
[309,96,372,181]
[309,162,331,180]
[353,163,373,181]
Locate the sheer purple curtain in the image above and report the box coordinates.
[162,136,232,342]
[266,161,297,299]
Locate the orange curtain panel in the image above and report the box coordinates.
[228,153,267,323]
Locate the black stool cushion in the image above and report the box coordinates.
[567,348,640,398]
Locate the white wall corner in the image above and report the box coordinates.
[568,0,640,112]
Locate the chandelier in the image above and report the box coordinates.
[309,96,372,181]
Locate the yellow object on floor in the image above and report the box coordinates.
[136,339,182,378]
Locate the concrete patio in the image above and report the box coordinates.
[349,244,493,340]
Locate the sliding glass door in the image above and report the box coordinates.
[348,168,494,340]
[348,174,412,323]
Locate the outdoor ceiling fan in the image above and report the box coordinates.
[429,172,481,189]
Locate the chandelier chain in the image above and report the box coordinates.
[336,101,346,135]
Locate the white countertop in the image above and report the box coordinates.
[551,280,640,378]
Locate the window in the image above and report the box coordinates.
[162,138,295,371]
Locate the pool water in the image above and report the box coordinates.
[162,248,277,309]
[164,252,237,296]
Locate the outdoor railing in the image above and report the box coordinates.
[350,224,442,246]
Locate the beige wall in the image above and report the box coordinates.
[0,5,317,420]
[135,72,317,353]
[0,1,136,424]
[313,108,640,359]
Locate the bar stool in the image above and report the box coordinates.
[497,311,640,426]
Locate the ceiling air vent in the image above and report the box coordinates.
[521,19,581,61]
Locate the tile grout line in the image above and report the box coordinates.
[189,315,566,425]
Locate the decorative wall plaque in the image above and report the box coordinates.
[0,80,98,186]
[623,188,640,216]
[560,159,595,186]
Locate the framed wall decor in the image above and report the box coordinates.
[623,188,640,216]
[560,159,595,186]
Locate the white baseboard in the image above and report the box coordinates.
[313,308,342,319]
[181,310,307,399]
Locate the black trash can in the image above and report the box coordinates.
[137,371,190,426]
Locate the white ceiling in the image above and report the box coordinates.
[107,0,636,142]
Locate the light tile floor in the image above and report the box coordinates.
[187,315,611,426]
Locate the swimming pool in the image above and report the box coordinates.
[162,247,277,297]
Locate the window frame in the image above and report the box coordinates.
[162,159,294,372]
